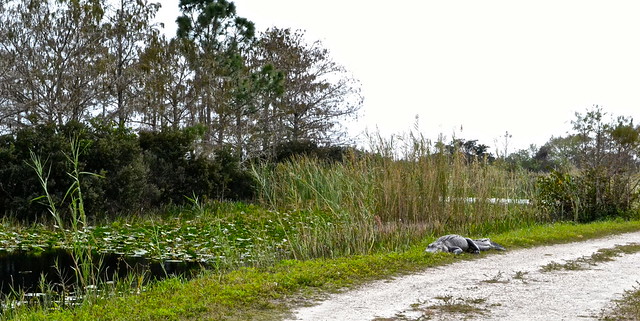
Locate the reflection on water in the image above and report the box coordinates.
[0,250,204,296]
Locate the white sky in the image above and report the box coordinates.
[156,0,640,154]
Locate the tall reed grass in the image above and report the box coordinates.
[253,131,544,259]
[25,138,111,307]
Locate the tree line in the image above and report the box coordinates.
[0,0,362,160]
[506,106,640,221]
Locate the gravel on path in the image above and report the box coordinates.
[286,231,640,321]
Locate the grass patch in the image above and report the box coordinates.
[541,260,585,272]
[489,219,640,248]
[377,296,490,321]
[4,219,640,320]
[422,295,489,318]
[513,271,528,280]
[430,301,487,315]
[600,282,640,321]
[481,271,509,284]
[540,242,640,272]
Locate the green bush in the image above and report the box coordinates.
[576,167,638,221]
[138,127,199,205]
[139,128,256,204]
[535,170,580,221]
[0,123,76,220]
[534,168,638,222]
[0,122,256,221]
[81,120,150,215]
[271,140,353,163]
[534,107,640,222]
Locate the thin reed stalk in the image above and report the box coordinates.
[28,137,107,305]
[28,152,65,230]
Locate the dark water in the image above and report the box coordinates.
[0,250,204,296]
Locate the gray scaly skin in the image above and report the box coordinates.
[425,234,506,254]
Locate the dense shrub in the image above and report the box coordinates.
[535,170,580,221]
[0,123,76,219]
[535,168,639,222]
[207,149,256,200]
[272,140,352,163]
[81,120,150,215]
[139,128,256,204]
[534,107,640,222]
[0,122,255,221]
[138,127,200,205]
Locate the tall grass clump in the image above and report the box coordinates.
[253,131,542,259]
[27,137,108,307]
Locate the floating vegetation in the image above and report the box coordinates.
[0,203,307,302]
[0,204,297,267]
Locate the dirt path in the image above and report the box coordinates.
[286,231,640,321]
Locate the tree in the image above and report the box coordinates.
[0,23,12,132]
[175,0,257,149]
[102,0,161,125]
[0,0,108,128]
[254,28,362,149]
[137,35,197,130]
[504,144,538,171]
[535,135,581,171]
[0,0,360,164]
[446,138,494,162]
[535,105,640,221]
[572,105,611,170]
[223,62,284,160]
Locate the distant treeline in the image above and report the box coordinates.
[0,0,362,161]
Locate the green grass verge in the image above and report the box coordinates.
[6,219,640,321]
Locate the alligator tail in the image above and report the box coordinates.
[491,241,506,251]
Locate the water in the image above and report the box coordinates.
[0,249,204,296]
[443,197,531,205]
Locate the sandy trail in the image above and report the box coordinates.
[286,231,640,321]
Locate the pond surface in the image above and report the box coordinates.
[0,249,205,296]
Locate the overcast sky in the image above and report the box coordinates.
[157,0,640,153]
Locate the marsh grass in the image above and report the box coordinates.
[253,131,541,259]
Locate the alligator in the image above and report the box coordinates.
[425,234,506,254]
